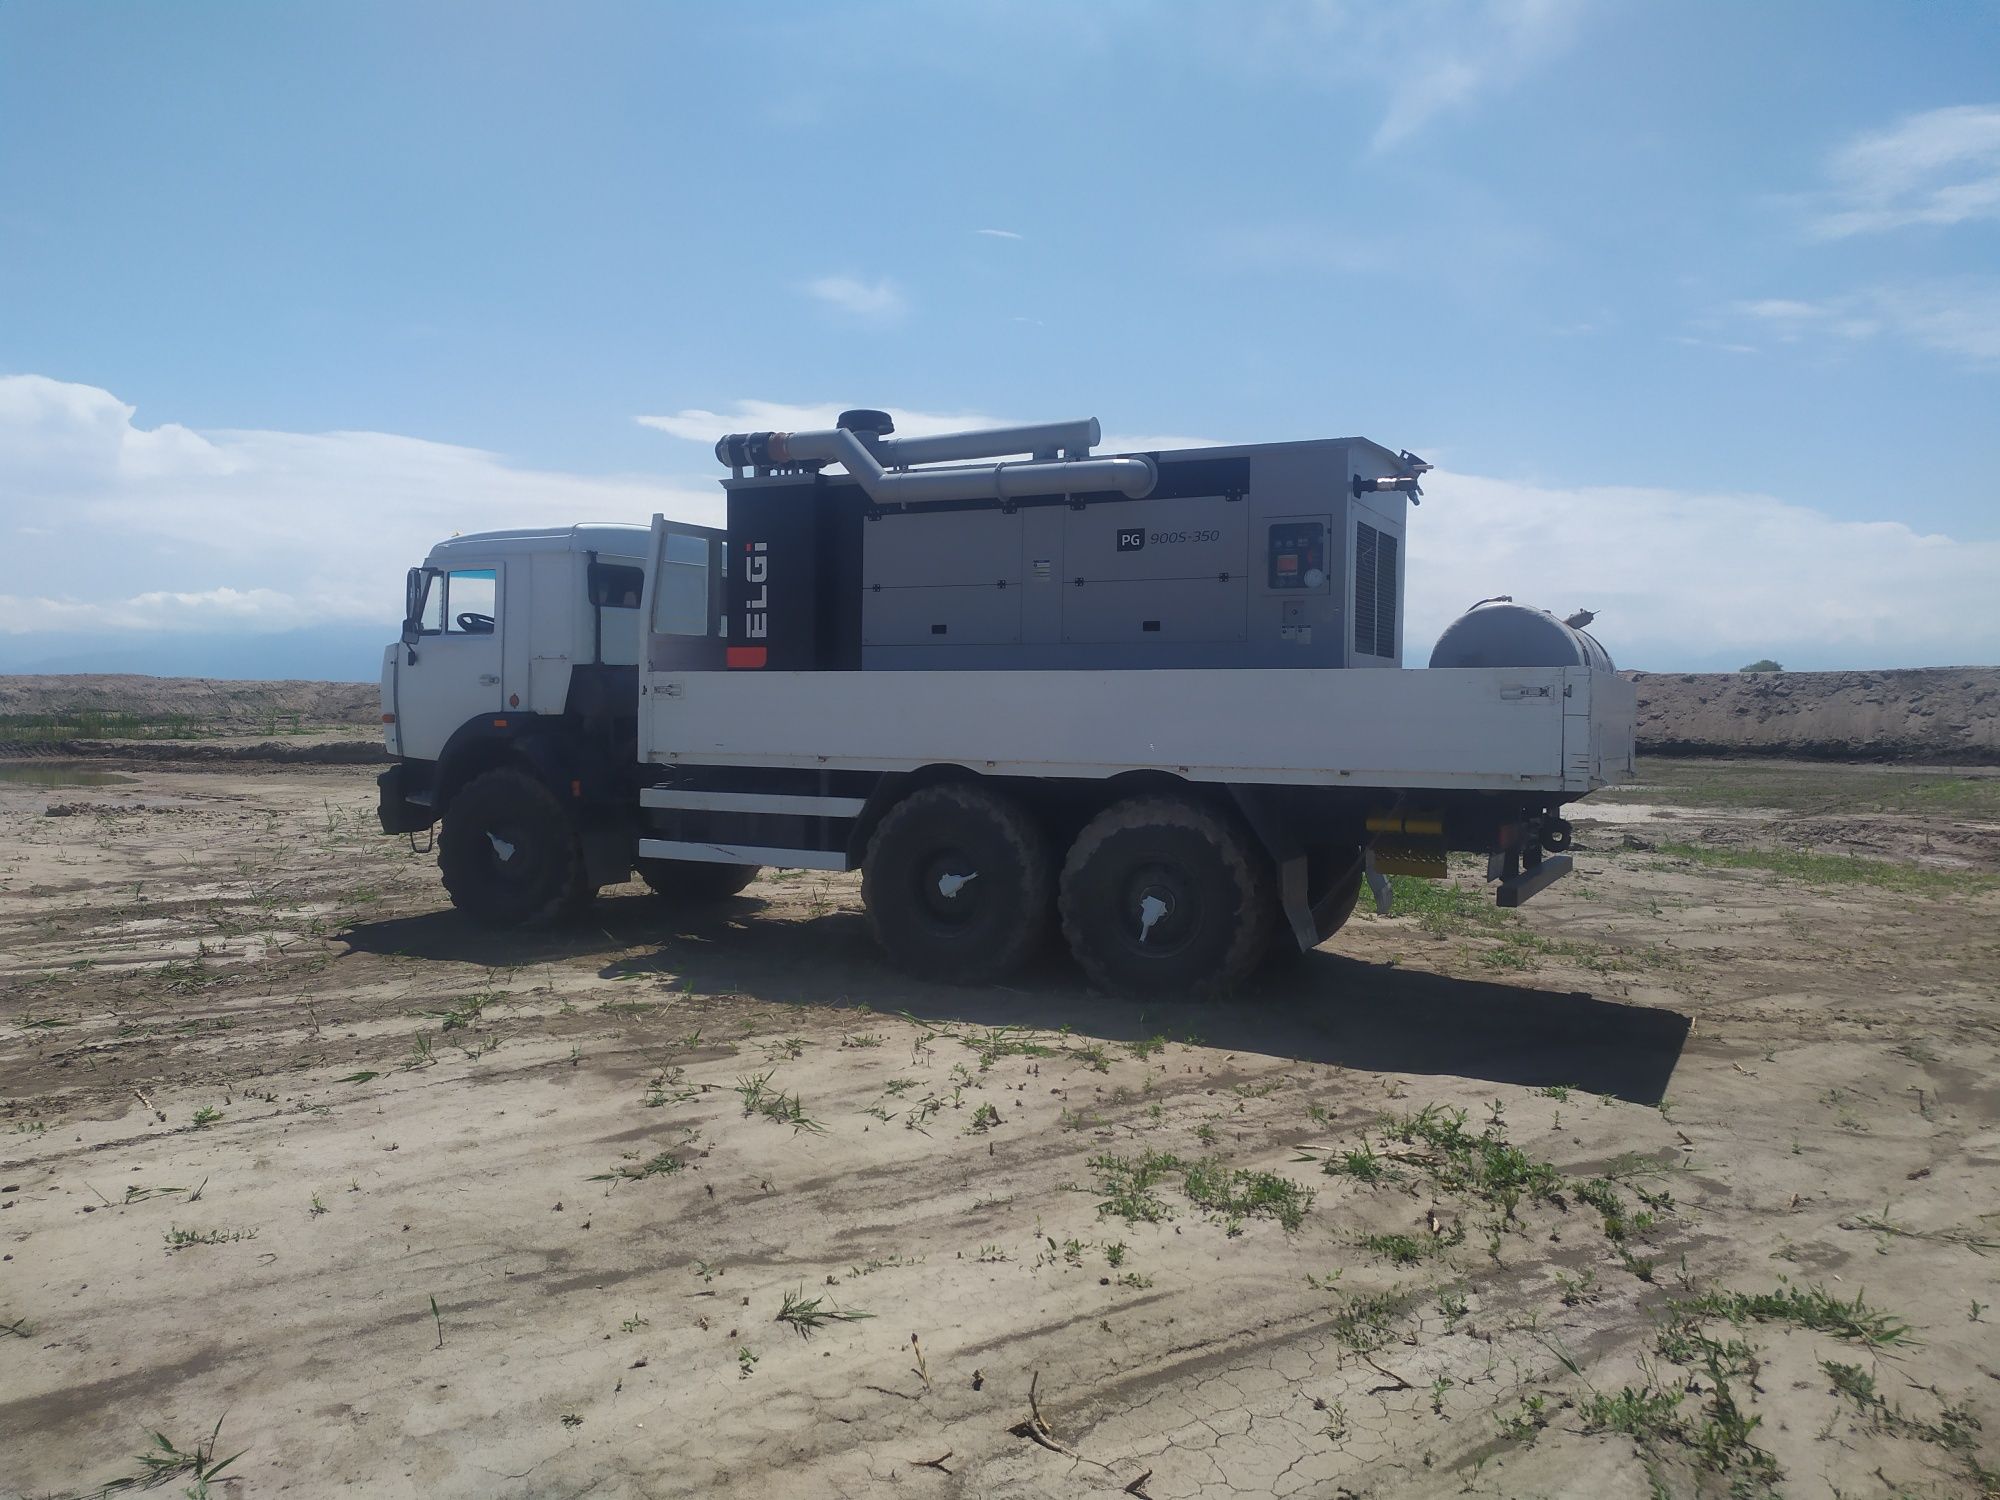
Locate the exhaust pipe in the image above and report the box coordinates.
[714,412,1155,506]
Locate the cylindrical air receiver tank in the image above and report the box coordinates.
[1427,600,1615,671]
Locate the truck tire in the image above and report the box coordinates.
[638,859,761,902]
[1060,797,1274,1001]
[862,783,1051,984]
[437,767,591,928]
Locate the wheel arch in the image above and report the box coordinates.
[432,716,574,816]
[845,763,981,866]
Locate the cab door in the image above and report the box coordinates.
[642,517,725,673]
[396,561,506,760]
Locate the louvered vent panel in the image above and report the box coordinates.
[1375,530,1398,659]
[1353,523,1379,658]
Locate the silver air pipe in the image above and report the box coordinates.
[876,417,1100,466]
[715,414,1155,505]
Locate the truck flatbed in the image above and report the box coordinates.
[640,664,1636,794]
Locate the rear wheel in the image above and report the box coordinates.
[862,783,1051,984]
[638,859,761,902]
[1059,796,1273,1001]
[438,767,590,928]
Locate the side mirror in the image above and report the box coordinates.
[403,567,429,647]
[401,567,429,661]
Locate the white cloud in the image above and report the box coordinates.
[1811,104,2000,238]
[1868,281,2000,364]
[5,376,1990,670]
[1371,0,1584,150]
[0,374,714,637]
[1409,471,2000,670]
[1666,335,1758,355]
[1193,0,1583,150]
[1733,298,1825,323]
[974,228,1023,240]
[1728,280,2000,366]
[803,274,905,319]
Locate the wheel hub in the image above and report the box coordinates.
[481,823,538,888]
[916,849,984,926]
[1123,864,1198,954]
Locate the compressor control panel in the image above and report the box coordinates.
[1266,519,1330,592]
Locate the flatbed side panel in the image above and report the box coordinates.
[1563,667,1638,791]
[641,667,1605,793]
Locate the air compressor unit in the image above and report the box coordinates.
[713,411,1428,673]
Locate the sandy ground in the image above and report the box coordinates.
[2,759,1998,1499]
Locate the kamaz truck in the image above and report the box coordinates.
[377,411,1635,999]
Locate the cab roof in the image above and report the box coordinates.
[425,524,648,563]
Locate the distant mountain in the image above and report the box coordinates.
[0,627,387,683]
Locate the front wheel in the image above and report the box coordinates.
[437,767,591,928]
[1059,796,1273,1001]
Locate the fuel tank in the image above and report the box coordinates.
[1428,600,1614,671]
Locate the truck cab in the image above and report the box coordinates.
[381,523,656,762]
[378,523,731,913]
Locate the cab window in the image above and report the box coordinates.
[414,571,445,634]
[443,568,497,634]
[588,562,645,609]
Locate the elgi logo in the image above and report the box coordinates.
[1116,528,1146,553]
[744,541,769,639]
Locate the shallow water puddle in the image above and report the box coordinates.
[0,761,138,789]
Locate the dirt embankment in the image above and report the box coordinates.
[0,674,377,727]
[0,674,385,764]
[1630,667,2000,764]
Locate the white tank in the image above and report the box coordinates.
[1428,600,1614,672]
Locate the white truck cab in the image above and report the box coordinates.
[383,524,651,763]
[378,521,741,921]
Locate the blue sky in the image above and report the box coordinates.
[2,0,1996,677]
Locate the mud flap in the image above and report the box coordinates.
[375,764,435,835]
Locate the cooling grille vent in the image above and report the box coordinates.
[1353,522,1398,660]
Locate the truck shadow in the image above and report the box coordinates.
[343,892,1689,1107]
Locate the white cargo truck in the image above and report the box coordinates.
[379,412,1635,999]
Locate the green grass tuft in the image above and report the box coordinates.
[1090,1149,1312,1232]
[1670,1283,1915,1347]
[1654,840,1996,895]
